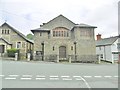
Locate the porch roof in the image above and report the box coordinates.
[0,38,12,45]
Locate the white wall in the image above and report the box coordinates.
[111,39,119,61]
[105,45,112,62]
[96,39,119,63]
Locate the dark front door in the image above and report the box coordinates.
[59,46,66,58]
[0,45,5,53]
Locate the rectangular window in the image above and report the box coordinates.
[100,54,103,59]
[2,30,4,34]
[67,31,69,37]
[71,46,73,50]
[53,46,55,51]
[64,31,66,37]
[7,30,10,34]
[5,30,7,34]
[40,32,42,36]
[59,31,60,36]
[61,31,63,37]
[99,47,101,50]
[53,31,55,37]
[56,31,58,37]
[16,42,21,48]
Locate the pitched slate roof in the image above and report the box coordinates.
[96,36,118,46]
[31,27,50,33]
[40,14,76,27]
[1,23,34,44]
[0,38,12,45]
[74,23,97,28]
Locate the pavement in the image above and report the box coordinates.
[0,59,119,89]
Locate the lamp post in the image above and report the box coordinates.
[41,41,44,61]
[74,41,77,61]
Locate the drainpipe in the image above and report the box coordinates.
[104,45,106,61]
[74,41,77,61]
[41,41,44,61]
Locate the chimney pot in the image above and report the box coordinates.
[96,34,102,40]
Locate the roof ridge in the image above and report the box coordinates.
[40,14,76,27]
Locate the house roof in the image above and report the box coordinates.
[31,27,50,33]
[0,38,12,45]
[73,23,97,28]
[40,14,76,27]
[1,23,34,44]
[96,36,118,46]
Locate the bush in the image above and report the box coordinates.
[7,48,19,57]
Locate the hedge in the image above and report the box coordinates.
[7,48,20,57]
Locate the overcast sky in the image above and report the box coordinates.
[0,0,119,38]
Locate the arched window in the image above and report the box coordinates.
[52,27,69,37]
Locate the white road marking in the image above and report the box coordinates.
[73,76,81,78]
[75,78,82,80]
[36,78,46,80]
[80,76,91,89]
[22,75,32,77]
[50,78,59,80]
[36,75,46,78]
[5,77,16,80]
[62,78,72,80]
[50,76,59,78]
[9,75,19,77]
[104,76,112,78]
[94,76,102,78]
[83,76,92,78]
[0,75,4,77]
[114,76,118,78]
[61,76,70,78]
[21,78,32,80]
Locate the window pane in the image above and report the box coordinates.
[40,32,42,36]
[2,30,4,34]
[17,42,21,48]
[67,31,69,37]
[64,31,66,37]
[53,31,55,37]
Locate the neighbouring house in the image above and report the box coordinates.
[96,34,120,63]
[31,15,97,63]
[0,22,34,59]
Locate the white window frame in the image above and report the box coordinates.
[16,42,22,49]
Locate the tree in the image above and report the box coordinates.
[26,33,34,40]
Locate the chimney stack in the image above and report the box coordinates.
[96,34,102,40]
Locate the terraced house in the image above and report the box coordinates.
[31,15,97,63]
[0,23,33,59]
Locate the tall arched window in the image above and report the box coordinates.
[52,27,69,37]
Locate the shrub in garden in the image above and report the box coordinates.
[7,48,19,57]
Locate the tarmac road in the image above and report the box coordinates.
[0,60,118,89]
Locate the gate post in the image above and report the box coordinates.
[57,55,59,63]
[98,55,101,64]
[69,55,71,63]
[27,53,31,61]
[15,53,18,61]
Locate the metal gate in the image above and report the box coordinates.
[59,46,66,58]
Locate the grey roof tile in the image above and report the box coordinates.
[96,36,118,46]
[0,38,12,45]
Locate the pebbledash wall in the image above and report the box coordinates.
[31,15,98,62]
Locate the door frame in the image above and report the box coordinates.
[59,46,67,59]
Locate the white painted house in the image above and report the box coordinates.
[96,34,120,63]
